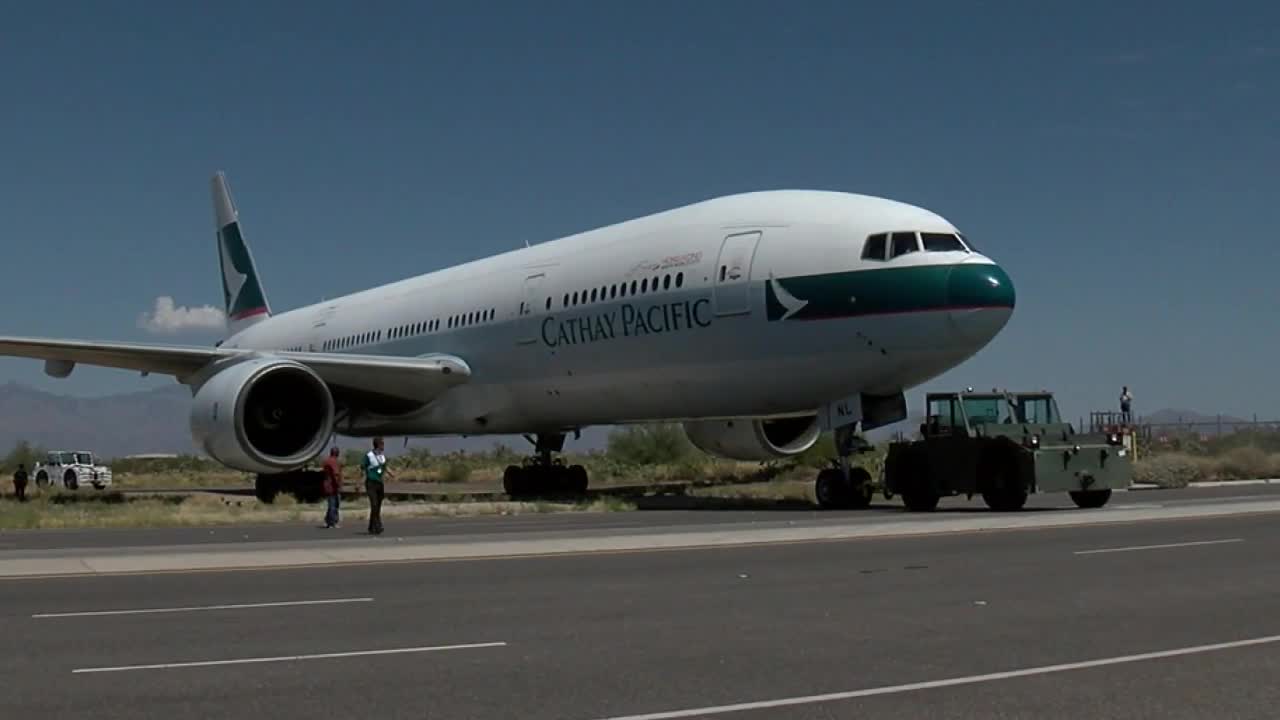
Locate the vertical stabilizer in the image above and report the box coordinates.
[212,171,272,337]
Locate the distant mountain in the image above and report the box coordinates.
[0,382,196,458]
[1140,408,1259,435]
[0,381,1008,460]
[0,381,614,459]
[1142,408,1250,425]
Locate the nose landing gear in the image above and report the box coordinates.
[814,425,877,510]
[502,432,590,499]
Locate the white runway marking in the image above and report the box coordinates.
[34,597,374,619]
[1073,538,1243,555]
[71,641,507,674]
[591,634,1280,720]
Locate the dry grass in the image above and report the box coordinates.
[0,489,637,530]
[1134,448,1280,488]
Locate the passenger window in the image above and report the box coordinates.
[641,278,648,293]
[890,232,919,258]
[862,233,887,260]
[663,275,671,290]
[675,272,683,288]
[921,232,966,252]
[545,297,551,310]
[630,280,638,295]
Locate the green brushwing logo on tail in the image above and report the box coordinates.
[217,221,269,321]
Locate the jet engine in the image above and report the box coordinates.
[682,415,821,461]
[189,357,335,474]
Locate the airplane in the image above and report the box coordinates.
[0,172,1014,509]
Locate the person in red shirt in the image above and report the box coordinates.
[322,447,343,528]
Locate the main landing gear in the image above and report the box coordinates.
[814,425,877,510]
[503,432,589,499]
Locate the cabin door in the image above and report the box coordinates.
[713,231,762,316]
[516,272,547,345]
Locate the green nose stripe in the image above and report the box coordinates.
[947,263,1015,310]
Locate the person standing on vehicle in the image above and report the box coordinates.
[1120,386,1134,424]
[321,447,342,528]
[361,437,392,535]
[12,463,28,502]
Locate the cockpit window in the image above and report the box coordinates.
[921,232,967,252]
[890,232,918,258]
[861,233,887,261]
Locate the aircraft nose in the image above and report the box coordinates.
[946,259,1015,343]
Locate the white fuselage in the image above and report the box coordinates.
[222,190,1015,437]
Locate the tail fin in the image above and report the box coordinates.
[212,171,271,337]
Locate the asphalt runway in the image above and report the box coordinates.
[3,482,1279,552]
[4,498,1280,719]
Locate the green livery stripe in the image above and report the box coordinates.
[218,221,269,320]
[765,262,1014,322]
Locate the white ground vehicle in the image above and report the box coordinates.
[32,450,113,490]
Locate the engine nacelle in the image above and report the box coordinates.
[189,357,335,474]
[682,415,822,461]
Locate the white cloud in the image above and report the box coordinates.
[137,296,225,334]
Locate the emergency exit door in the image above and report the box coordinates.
[713,231,762,316]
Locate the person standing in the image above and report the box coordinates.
[321,447,342,528]
[1120,386,1133,424]
[361,437,392,535]
[12,463,29,502]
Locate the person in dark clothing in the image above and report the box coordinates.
[321,447,342,528]
[13,463,28,502]
[360,437,392,535]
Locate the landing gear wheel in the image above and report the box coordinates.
[815,467,875,510]
[1069,489,1112,509]
[503,436,591,499]
[255,475,279,504]
[842,467,874,509]
[815,468,851,509]
[503,465,528,497]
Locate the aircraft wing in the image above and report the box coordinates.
[0,336,471,407]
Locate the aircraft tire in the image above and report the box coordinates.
[503,465,527,497]
[847,467,874,509]
[815,468,851,509]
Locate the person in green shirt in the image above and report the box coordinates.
[360,437,392,535]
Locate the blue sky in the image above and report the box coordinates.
[1,1,1277,425]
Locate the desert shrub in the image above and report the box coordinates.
[3,440,45,472]
[1212,447,1280,480]
[606,424,699,466]
[439,462,472,484]
[1133,453,1208,488]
